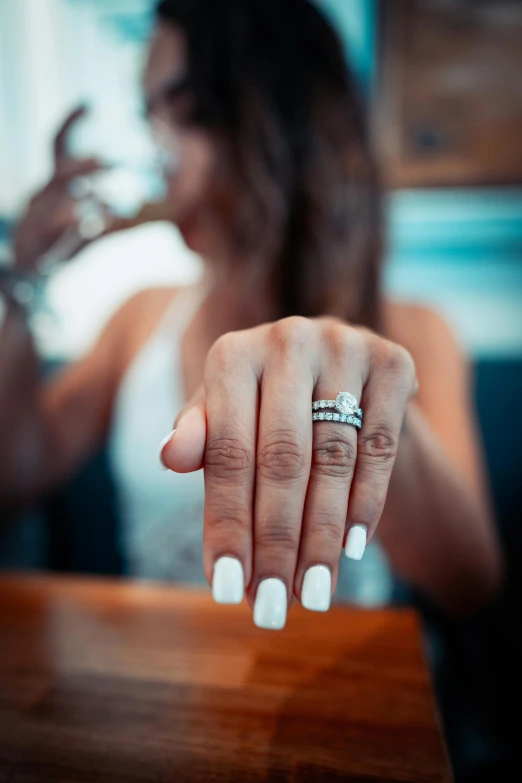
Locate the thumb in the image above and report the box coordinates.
[54,105,88,166]
[159,386,206,473]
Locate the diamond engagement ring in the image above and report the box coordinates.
[312,392,362,421]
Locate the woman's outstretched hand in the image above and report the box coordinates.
[161,316,418,629]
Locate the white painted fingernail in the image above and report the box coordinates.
[301,565,331,612]
[212,557,244,604]
[159,429,176,452]
[158,429,176,469]
[345,524,367,560]
[254,578,287,630]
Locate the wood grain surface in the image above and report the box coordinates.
[0,575,452,782]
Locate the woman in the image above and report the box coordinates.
[0,0,502,628]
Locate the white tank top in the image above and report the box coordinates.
[109,284,393,604]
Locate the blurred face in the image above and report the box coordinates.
[143,23,230,253]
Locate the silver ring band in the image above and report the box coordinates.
[312,399,363,420]
[312,412,362,429]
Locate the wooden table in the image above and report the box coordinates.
[0,575,452,782]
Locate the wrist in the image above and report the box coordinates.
[0,267,43,315]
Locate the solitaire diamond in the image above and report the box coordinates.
[335,392,358,416]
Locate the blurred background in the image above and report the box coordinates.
[1,0,520,561]
[1,1,522,777]
[1,0,521,360]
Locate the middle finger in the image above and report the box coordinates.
[250,321,315,629]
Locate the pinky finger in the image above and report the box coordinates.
[345,352,415,559]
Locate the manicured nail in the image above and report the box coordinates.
[212,557,244,604]
[301,565,331,612]
[158,429,176,468]
[345,524,367,560]
[254,578,287,630]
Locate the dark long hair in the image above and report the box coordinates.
[156,0,382,328]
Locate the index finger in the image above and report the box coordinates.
[202,333,259,604]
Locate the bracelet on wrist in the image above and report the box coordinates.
[0,267,46,313]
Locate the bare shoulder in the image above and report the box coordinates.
[47,286,180,395]
[384,300,473,437]
[110,287,178,332]
[102,286,178,365]
[384,299,465,369]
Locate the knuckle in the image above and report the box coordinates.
[207,331,243,373]
[256,524,299,554]
[205,504,250,536]
[324,322,359,358]
[358,423,398,464]
[312,438,357,479]
[307,515,344,547]
[270,316,310,355]
[257,432,309,482]
[205,435,252,479]
[380,342,415,378]
[351,493,385,529]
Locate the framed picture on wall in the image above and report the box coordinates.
[376,0,522,188]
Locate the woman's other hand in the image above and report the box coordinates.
[12,106,115,272]
[161,317,417,628]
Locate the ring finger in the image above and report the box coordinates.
[296,366,363,611]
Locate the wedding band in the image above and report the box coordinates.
[312,392,362,420]
[312,411,362,429]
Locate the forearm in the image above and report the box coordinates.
[378,403,503,614]
[0,299,47,511]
